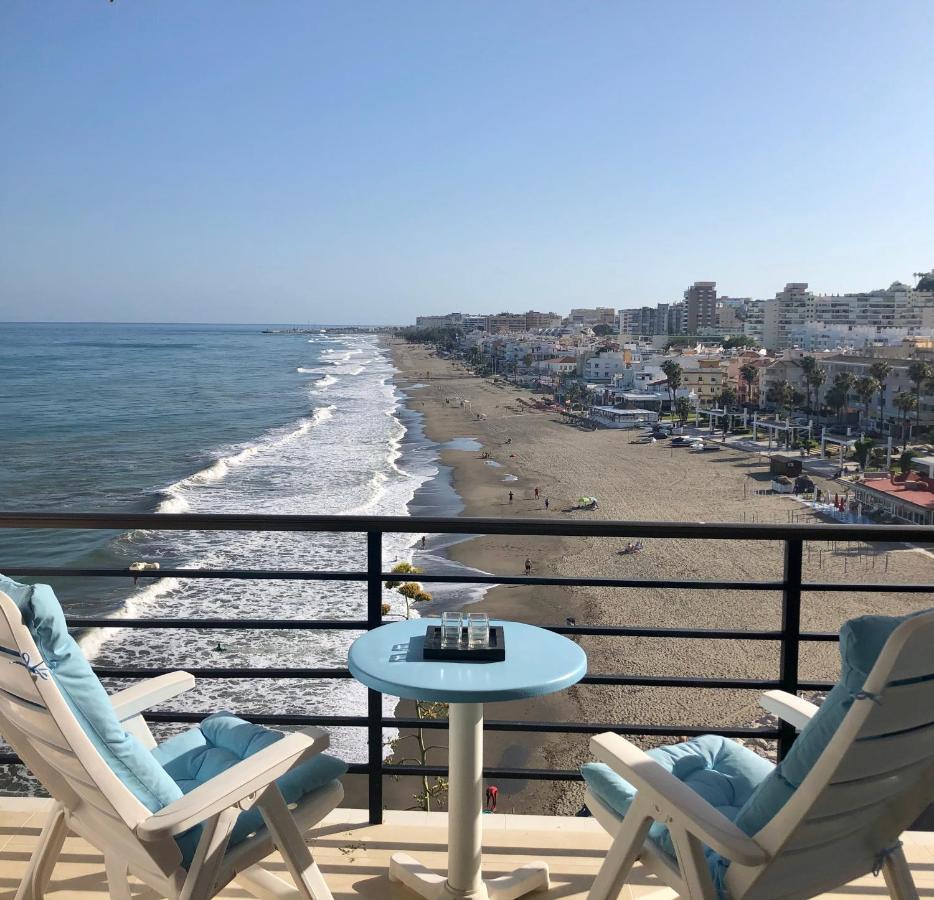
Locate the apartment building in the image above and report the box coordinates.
[684,281,718,333]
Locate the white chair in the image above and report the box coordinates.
[586,610,934,900]
[0,589,343,899]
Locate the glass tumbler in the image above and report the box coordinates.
[467,613,489,649]
[441,612,463,648]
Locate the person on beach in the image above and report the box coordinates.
[525,558,532,575]
[544,497,549,510]
[420,536,426,549]
[485,785,498,813]
[534,487,539,499]
[508,490,513,503]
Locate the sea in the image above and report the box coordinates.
[0,322,485,786]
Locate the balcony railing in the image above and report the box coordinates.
[1,512,932,825]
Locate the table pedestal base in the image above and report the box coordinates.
[389,852,550,899]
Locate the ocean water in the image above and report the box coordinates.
[0,322,481,766]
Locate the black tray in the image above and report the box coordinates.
[422,625,505,661]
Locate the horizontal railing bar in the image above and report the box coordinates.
[801,582,934,594]
[2,511,932,543]
[94,666,354,679]
[68,618,370,631]
[94,666,785,689]
[2,567,369,582]
[133,710,780,738]
[8,566,928,597]
[379,764,583,781]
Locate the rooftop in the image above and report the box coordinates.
[1,800,931,899]
[858,474,934,510]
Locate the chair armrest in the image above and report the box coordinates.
[590,733,767,867]
[136,726,330,840]
[759,690,819,731]
[109,672,196,722]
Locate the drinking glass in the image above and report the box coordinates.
[467,613,489,649]
[441,612,463,648]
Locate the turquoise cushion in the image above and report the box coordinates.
[0,575,182,812]
[583,735,774,890]
[153,712,348,867]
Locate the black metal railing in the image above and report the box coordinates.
[2,512,933,824]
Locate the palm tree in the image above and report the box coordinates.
[799,356,818,410]
[869,361,892,429]
[832,371,856,424]
[661,360,683,419]
[766,378,790,411]
[824,383,847,423]
[854,376,880,430]
[739,363,758,406]
[807,366,827,413]
[894,391,917,450]
[908,360,931,431]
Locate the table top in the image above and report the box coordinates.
[347,619,587,703]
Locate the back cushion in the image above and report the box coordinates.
[0,575,182,812]
[733,609,925,836]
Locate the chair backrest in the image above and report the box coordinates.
[729,609,934,900]
[0,591,184,887]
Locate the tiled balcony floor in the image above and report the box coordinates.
[0,800,932,898]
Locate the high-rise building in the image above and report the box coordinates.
[684,281,718,333]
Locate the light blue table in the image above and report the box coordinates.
[348,619,587,900]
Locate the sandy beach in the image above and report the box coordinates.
[381,339,934,817]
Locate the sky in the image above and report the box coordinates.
[1,2,933,325]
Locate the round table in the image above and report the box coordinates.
[348,618,587,900]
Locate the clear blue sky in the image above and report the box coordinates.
[1,2,932,325]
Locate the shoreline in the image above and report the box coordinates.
[379,338,934,818]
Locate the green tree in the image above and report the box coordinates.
[831,371,856,423]
[899,449,915,475]
[674,396,692,426]
[739,363,758,406]
[894,391,917,450]
[661,360,683,416]
[869,361,892,428]
[722,335,758,349]
[852,436,875,471]
[592,323,615,336]
[799,356,818,411]
[718,384,737,409]
[806,365,827,413]
[908,360,931,430]
[824,383,847,423]
[854,376,880,430]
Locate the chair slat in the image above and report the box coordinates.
[785,801,891,853]
[0,692,70,752]
[813,758,931,818]
[0,652,51,705]
[886,630,934,683]
[860,678,934,738]
[833,719,934,782]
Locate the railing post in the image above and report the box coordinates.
[366,530,384,824]
[778,538,803,760]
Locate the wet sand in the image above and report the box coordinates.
[371,339,934,817]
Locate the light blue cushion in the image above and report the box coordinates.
[0,574,182,812]
[583,735,774,890]
[153,712,348,867]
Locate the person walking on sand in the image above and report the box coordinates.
[544,497,549,510]
[508,490,513,503]
[524,558,532,575]
[534,487,539,499]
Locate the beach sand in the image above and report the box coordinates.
[376,339,934,817]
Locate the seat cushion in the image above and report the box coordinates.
[583,734,773,887]
[0,575,182,812]
[153,712,348,867]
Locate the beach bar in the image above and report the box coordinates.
[588,405,659,428]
